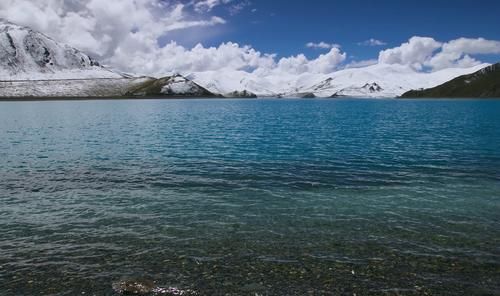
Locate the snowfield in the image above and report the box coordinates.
[188,63,490,98]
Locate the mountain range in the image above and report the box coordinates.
[0,19,495,99]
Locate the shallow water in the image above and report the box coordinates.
[0,98,499,295]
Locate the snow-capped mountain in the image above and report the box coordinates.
[0,19,121,80]
[188,63,490,98]
[0,19,215,98]
[0,19,491,99]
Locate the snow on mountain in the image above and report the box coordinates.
[0,20,215,98]
[0,19,121,80]
[160,75,211,95]
[186,70,279,96]
[188,63,490,98]
[126,74,216,97]
[0,19,491,99]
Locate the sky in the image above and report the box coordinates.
[218,0,500,61]
[0,0,499,76]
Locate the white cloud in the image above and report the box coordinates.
[228,0,251,15]
[110,41,346,76]
[194,0,233,13]
[306,42,341,49]
[0,1,497,77]
[111,41,276,75]
[277,48,346,74]
[0,0,227,58]
[379,36,500,71]
[427,38,500,70]
[0,0,347,76]
[345,59,378,69]
[359,38,387,46]
[378,36,442,70]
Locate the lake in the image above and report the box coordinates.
[0,98,499,295]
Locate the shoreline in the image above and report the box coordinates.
[0,95,229,102]
[1,96,500,102]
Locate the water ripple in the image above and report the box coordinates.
[0,99,499,295]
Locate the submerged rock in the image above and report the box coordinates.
[112,279,156,295]
[112,279,198,296]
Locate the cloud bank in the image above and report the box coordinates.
[0,0,498,77]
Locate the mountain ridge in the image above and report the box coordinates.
[401,63,500,98]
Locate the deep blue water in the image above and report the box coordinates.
[0,98,499,295]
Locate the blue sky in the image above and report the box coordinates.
[3,0,498,75]
[176,0,500,63]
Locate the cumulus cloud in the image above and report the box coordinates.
[276,48,346,74]
[0,0,348,76]
[358,38,387,46]
[110,41,277,75]
[306,42,340,49]
[0,0,227,59]
[428,38,500,70]
[379,36,500,71]
[378,36,442,70]
[110,42,346,76]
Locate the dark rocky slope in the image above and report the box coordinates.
[401,63,500,98]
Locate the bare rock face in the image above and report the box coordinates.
[224,90,258,98]
[362,82,383,93]
[300,92,316,98]
[126,74,217,97]
[330,82,384,97]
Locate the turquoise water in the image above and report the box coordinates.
[0,98,499,295]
